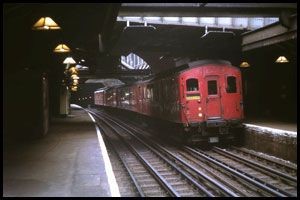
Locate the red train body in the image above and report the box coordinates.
[94,60,244,142]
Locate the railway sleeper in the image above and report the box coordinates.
[171,184,195,192]
[125,156,140,162]
[153,166,172,171]
[141,185,163,192]
[146,161,162,166]
[143,190,168,197]
[134,173,152,179]
[161,173,183,179]
[241,168,257,174]
[137,178,159,185]
[174,188,198,195]
[179,191,204,197]
[162,177,183,183]
[130,168,148,174]
[142,185,167,192]
[128,164,146,170]
[157,171,177,176]
[117,176,135,183]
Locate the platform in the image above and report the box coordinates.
[3,105,119,197]
[242,118,297,163]
[244,118,297,132]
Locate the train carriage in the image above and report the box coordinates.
[94,89,106,106]
[94,60,244,143]
[178,60,243,139]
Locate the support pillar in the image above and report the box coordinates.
[59,85,70,117]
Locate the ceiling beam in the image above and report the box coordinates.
[119,4,296,17]
[242,15,297,51]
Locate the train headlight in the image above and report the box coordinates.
[198,107,202,111]
[198,113,203,117]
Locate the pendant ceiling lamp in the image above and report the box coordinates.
[54,44,70,53]
[69,66,78,74]
[32,17,61,30]
[63,57,76,64]
[240,61,250,68]
[71,74,80,80]
[275,56,289,63]
[71,86,78,91]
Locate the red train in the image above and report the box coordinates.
[94,60,244,143]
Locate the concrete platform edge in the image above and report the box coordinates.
[242,124,297,163]
[71,104,120,197]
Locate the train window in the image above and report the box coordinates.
[186,79,199,91]
[155,83,160,102]
[227,76,237,93]
[146,85,153,100]
[144,87,147,99]
[208,80,217,95]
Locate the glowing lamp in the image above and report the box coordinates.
[71,86,78,91]
[69,66,78,74]
[240,61,250,68]
[275,56,289,63]
[73,79,79,85]
[32,17,61,30]
[63,57,76,64]
[54,44,70,53]
[71,74,79,80]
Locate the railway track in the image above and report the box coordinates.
[184,147,297,197]
[88,109,297,197]
[89,110,238,197]
[207,146,296,194]
[229,146,297,175]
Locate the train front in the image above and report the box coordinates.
[179,61,244,143]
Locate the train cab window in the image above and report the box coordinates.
[186,79,199,91]
[208,80,217,95]
[227,76,237,93]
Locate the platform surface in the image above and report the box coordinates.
[3,105,119,197]
[244,118,297,133]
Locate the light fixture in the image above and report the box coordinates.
[63,57,76,64]
[71,86,78,91]
[32,17,61,30]
[54,44,70,53]
[71,74,79,80]
[240,61,250,68]
[69,66,78,74]
[275,56,289,63]
[73,79,79,85]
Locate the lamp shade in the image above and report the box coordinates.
[73,79,79,85]
[71,86,78,91]
[240,61,250,68]
[32,17,61,30]
[63,57,76,64]
[275,56,289,63]
[71,74,79,80]
[69,66,78,74]
[54,44,70,53]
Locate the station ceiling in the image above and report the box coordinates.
[4,3,120,74]
[119,3,296,17]
[4,3,297,83]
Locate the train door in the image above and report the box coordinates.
[184,78,201,122]
[138,85,143,113]
[205,76,222,119]
[224,75,242,119]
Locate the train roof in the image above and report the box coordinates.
[140,59,236,82]
[188,59,232,68]
[101,59,238,90]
